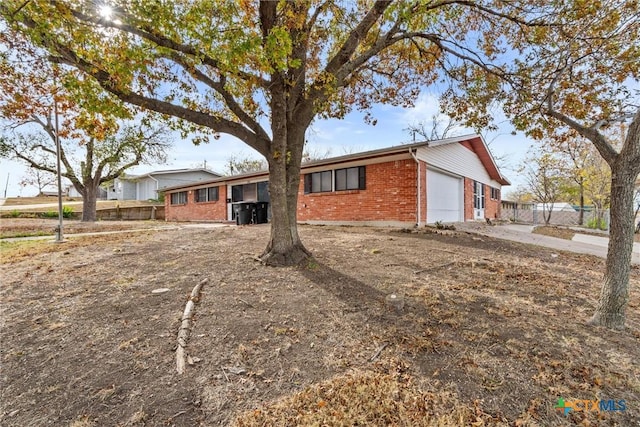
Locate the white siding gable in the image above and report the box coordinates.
[416,143,502,188]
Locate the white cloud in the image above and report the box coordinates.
[397,92,443,125]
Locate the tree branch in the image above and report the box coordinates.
[54,1,270,88]
[544,66,618,165]
[163,51,271,143]
[47,47,268,154]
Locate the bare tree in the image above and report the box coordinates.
[520,150,568,225]
[18,153,57,196]
[404,114,461,142]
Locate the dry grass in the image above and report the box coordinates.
[532,226,576,240]
[0,232,156,260]
[1,224,638,426]
[2,196,161,209]
[1,196,82,206]
[233,366,496,427]
[0,218,172,239]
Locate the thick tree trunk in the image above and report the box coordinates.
[81,182,98,222]
[260,164,310,266]
[588,169,637,329]
[259,104,311,266]
[588,112,640,329]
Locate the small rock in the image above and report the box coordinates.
[151,288,171,294]
[225,367,246,375]
[371,249,381,254]
[385,294,405,312]
[551,253,559,258]
[187,356,202,365]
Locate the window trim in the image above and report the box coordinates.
[195,186,219,203]
[305,170,332,194]
[335,166,366,191]
[473,181,485,209]
[170,191,188,205]
[304,166,366,194]
[490,187,500,201]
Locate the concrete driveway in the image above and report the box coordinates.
[455,222,640,265]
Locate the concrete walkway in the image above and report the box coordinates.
[572,233,640,254]
[455,222,640,265]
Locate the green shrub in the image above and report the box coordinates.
[9,210,21,218]
[587,217,606,230]
[41,206,74,219]
[62,205,74,218]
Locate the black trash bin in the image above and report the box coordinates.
[255,202,269,224]
[234,202,255,225]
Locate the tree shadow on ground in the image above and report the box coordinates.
[298,258,447,337]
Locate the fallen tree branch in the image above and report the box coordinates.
[369,342,389,362]
[176,277,208,374]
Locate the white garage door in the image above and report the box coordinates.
[427,169,463,223]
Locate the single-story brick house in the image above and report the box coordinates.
[163,134,510,226]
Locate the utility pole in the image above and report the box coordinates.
[53,73,64,243]
[3,173,8,198]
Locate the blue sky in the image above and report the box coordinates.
[0,92,533,198]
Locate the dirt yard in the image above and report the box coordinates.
[0,218,176,239]
[1,220,639,426]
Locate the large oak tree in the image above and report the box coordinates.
[0,0,553,265]
[3,1,636,329]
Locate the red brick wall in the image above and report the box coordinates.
[165,185,228,221]
[485,186,501,219]
[297,159,418,224]
[463,178,475,220]
[164,158,502,224]
[463,178,501,220]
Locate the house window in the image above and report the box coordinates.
[170,191,187,205]
[490,187,500,200]
[304,166,366,194]
[335,166,366,191]
[305,170,332,193]
[473,182,485,209]
[195,187,219,202]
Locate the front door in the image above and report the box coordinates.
[473,181,485,220]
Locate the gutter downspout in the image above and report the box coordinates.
[410,149,421,227]
[148,175,159,200]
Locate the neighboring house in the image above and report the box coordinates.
[46,186,105,199]
[163,134,510,226]
[535,202,576,212]
[106,168,221,201]
[64,185,103,199]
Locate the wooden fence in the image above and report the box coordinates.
[96,205,165,221]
